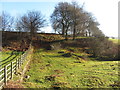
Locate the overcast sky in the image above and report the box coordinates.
[0,0,119,37]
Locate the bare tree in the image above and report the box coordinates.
[51,1,104,40]
[16,10,46,38]
[50,2,73,40]
[75,11,104,37]
[51,2,89,40]
[0,16,2,31]
[1,11,14,31]
[71,2,84,40]
[83,12,105,37]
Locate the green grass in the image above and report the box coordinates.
[13,49,33,82]
[0,51,24,67]
[23,49,119,88]
[109,38,120,45]
[76,36,94,39]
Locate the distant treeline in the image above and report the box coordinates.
[1,1,105,41]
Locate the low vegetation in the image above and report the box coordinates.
[109,38,120,45]
[1,32,119,89]
[61,37,119,61]
[37,34,64,41]
[1,1,119,89]
[0,50,23,67]
[23,49,119,88]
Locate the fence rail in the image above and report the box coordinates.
[0,47,32,89]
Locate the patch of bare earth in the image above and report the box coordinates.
[3,80,24,89]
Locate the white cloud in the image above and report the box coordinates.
[41,26,53,33]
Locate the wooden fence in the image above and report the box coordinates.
[0,47,32,89]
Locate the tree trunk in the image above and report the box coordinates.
[73,25,76,40]
[30,28,34,42]
[88,29,91,37]
[65,29,68,40]
[85,31,88,37]
[62,24,65,36]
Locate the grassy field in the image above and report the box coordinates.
[23,49,119,88]
[0,51,23,67]
[1,33,119,88]
[109,38,120,45]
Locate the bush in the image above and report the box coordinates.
[50,42,61,50]
[61,37,119,60]
[87,37,119,60]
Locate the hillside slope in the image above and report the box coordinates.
[23,49,119,88]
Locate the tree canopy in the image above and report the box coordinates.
[1,1,105,40]
[50,2,105,40]
[16,11,46,37]
[1,11,14,31]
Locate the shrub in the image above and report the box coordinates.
[50,42,62,50]
[87,37,119,60]
[61,37,119,60]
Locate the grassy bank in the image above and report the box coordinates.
[0,51,23,67]
[23,49,119,88]
[109,38,120,45]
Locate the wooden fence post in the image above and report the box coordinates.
[23,53,26,61]
[20,55,22,65]
[19,56,22,66]
[11,62,13,79]
[16,59,18,71]
[18,58,20,69]
[24,53,26,61]
[0,46,32,89]
[22,55,24,64]
[4,66,7,85]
